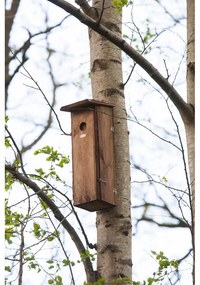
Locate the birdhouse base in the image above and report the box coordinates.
[74,200,115,212]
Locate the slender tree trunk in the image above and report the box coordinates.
[5,0,21,107]
[89,1,132,282]
[186,0,195,217]
[186,0,195,283]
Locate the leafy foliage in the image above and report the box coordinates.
[34,146,70,168]
[5,200,24,244]
[79,250,96,263]
[5,115,11,147]
[5,143,72,282]
[112,0,133,12]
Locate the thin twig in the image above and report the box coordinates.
[45,209,76,285]
[124,29,164,87]
[164,97,194,237]
[97,0,106,25]
[18,223,25,285]
[163,59,170,80]
[10,50,70,136]
[47,0,194,122]
[30,173,96,249]
[129,108,182,151]
[5,126,28,178]
[5,164,95,282]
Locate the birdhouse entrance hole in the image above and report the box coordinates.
[80,122,86,131]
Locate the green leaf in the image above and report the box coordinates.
[5,115,9,123]
[55,275,63,285]
[5,172,15,191]
[62,259,71,266]
[33,222,41,238]
[112,0,128,12]
[35,168,45,176]
[5,266,11,272]
[5,137,11,147]
[56,155,70,167]
[170,260,178,268]
[40,199,48,210]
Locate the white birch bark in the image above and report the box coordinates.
[89,1,132,282]
[186,0,195,283]
[186,0,195,219]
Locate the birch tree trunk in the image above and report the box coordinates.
[89,1,132,282]
[186,0,195,220]
[186,0,195,282]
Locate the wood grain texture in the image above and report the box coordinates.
[71,105,115,211]
[72,110,97,205]
[96,105,115,204]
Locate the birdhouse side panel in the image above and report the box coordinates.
[96,106,115,205]
[71,111,97,205]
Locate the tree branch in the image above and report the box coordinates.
[18,222,25,285]
[5,15,70,108]
[133,202,189,229]
[5,0,21,40]
[5,164,96,283]
[75,0,98,19]
[47,0,194,123]
[5,0,21,107]
[136,216,188,228]
[45,209,76,285]
[12,53,70,137]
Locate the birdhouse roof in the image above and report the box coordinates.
[60,99,115,112]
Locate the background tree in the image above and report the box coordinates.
[5,0,195,284]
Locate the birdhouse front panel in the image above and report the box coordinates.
[71,110,97,206]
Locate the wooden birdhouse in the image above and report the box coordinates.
[60,99,116,211]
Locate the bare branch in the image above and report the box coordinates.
[128,108,182,151]
[5,15,70,107]
[47,0,194,123]
[5,0,21,40]
[135,215,188,228]
[11,52,70,137]
[97,0,106,25]
[123,30,165,86]
[5,126,28,178]
[163,59,170,80]
[18,223,24,285]
[5,0,22,107]
[164,98,195,257]
[75,0,98,19]
[154,0,185,25]
[75,0,91,14]
[30,173,96,250]
[45,210,76,285]
[5,164,96,283]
